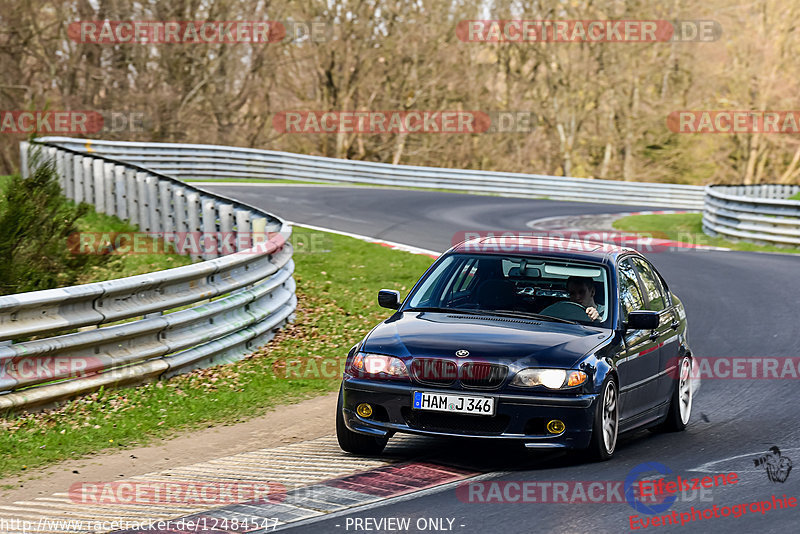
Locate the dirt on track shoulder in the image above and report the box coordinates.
[0,391,338,504]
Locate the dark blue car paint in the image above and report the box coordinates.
[340,241,691,449]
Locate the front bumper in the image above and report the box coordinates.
[342,378,598,449]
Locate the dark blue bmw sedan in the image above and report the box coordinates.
[336,236,694,460]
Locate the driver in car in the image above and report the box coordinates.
[566,276,603,322]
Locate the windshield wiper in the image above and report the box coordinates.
[488,309,580,325]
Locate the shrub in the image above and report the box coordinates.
[0,148,106,294]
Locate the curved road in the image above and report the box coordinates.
[205,184,800,534]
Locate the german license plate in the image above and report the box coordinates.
[412,391,495,416]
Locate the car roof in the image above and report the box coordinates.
[448,236,642,263]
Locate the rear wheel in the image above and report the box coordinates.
[586,377,618,461]
[336,385,388,455]
[656,355,693,432]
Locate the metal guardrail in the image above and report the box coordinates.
[703,184,800,247]
[38,137,706,209]
[0,141,296,411]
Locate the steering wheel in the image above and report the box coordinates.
[539,300,591,322]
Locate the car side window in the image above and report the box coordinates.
[653,268,673,307]
[631,258,667,312]
[618,258,645,322]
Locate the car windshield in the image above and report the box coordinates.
[405,254,611,326]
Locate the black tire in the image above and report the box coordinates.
[586,376,619,461]
[655,355,693,432]
[335,385,388,455]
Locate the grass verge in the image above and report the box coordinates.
[788,191,800,201]
[71,206,192,284]
[0,174,191,287]
[613,212,800,254]
[0,228,435,477]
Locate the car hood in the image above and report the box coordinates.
[362,311,612,368]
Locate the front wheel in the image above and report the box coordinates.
[586,377,619,461]
[336,385,388,455]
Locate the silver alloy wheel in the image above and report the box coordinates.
[602,381,619,454]
[678,357,693,424]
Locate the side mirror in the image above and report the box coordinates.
[378,289,401,310]
[626,310,660,330]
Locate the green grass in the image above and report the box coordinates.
[613,213,800,254]
[788,191,800,201]
[71,206,193,284]
[0,174,191,286]
[0,228,435,477]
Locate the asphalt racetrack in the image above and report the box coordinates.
[204,184,800,534]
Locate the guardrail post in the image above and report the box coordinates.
[173,187,188,233]
[92,159,105,213]
[19,141,29,178]
[55,149,66,191]
[114,165,127,220]
[73,155,84,203]
[159,181,173,233]
[235,210,252,250]
[252,217,267,249]
[186,192,202,260]
[146,175,161,233]
[82,157,94,205]
[103,162,116,217]
[202,198,218,260]
[63,153,74,200]
[125,169,138,225]
[136,172,150,231]
[218,203,234,254]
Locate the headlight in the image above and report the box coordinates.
[350,353,409,379]
[511,368,588,389]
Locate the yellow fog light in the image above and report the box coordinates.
[356,403,373,418]
[546,419,565,434]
